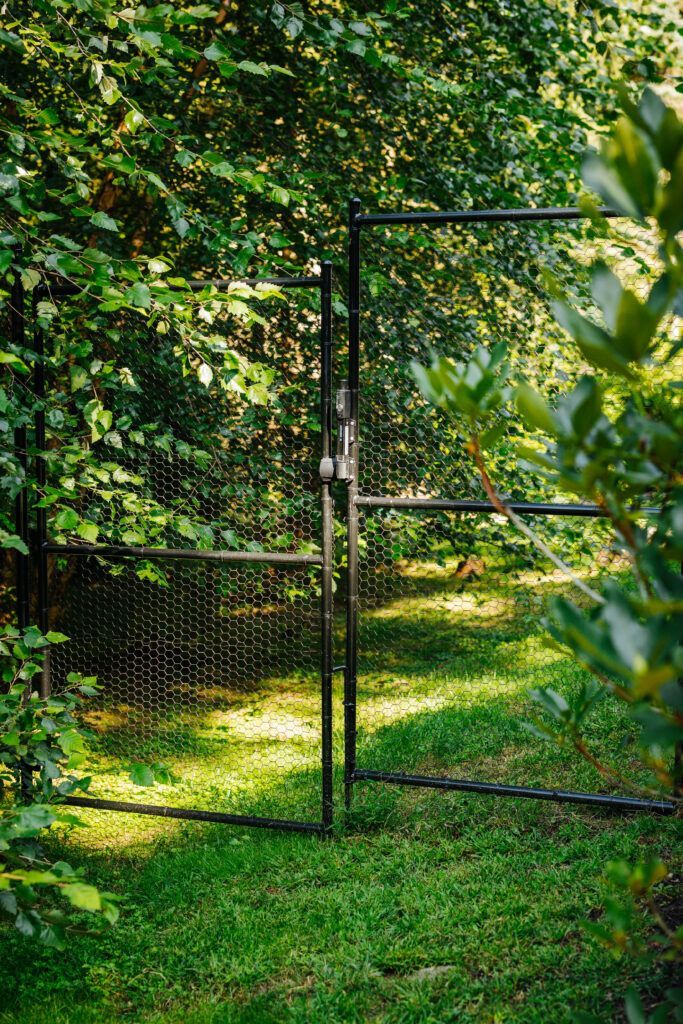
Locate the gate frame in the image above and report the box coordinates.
[343,198,675,817]
[14,265,335,835]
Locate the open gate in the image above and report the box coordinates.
[341,199,673,817]
[18,267,334,834]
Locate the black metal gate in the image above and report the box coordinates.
[16,267,334,834]
[11,204,676,835]
[342,200,673,817]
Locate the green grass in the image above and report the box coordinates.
[0,557,679,1023]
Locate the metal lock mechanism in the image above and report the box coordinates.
[335,379,355,482]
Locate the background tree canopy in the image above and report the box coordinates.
[0,0,677,585]
[0,0,682,1008]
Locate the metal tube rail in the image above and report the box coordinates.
[352,770,675,814]
[64,796,324,832]
[320,261,334,832]
[187,276,322,291]
[344,199,362,812]
[355,205,620,228]
[43,542,323,566]
[355,496,660,517]
[35,275,322,300]
[11,262,30,631]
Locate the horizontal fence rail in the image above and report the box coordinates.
[64,796,326,832]
[352,771,676,815]
[355,205,620,227]
[355,496,660,517]
[43,543,324,566]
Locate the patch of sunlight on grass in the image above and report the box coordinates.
[356,666,538,733]
[503,632,567,671]
[67,664,324,831]
[366,588,518,623]
[211,706,318,742]
[52,805,185,853]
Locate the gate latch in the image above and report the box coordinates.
[335,379,355,482]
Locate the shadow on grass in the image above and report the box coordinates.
[43,550,646,832]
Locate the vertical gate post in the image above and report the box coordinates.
[33,293,50,697]
[11,257,30,632]
[11,253,33,802]
[320,261,334,832]
[344,198,361,811]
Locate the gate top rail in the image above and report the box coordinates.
[354,496,661,518]
[354,205,620,228]
[43,542,323,566]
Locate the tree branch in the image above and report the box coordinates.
[469,435,605,605]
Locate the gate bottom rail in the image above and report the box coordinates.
[352,769,675,814]
[65,796,326,833]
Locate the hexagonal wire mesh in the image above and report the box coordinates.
[344,205,673,814]
[37,271,334,833]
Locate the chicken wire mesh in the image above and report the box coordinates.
[49,555,321,821]
[41,278,330,828]
[348,213,666,802]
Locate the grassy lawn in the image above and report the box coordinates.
[0,554,678,1023]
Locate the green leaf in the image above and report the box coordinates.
[285,16,303,38]
[54,508,79,531]
[624,987,646,1024]
[125,283,151,309]
[58,729,86,755]
[129,763,155,786]
[1,535,28,554]
[515,383,557,434]
[552,301,635,377]
[76,521,99,543]
[269,230,292,249]
[269,186,290,207]
[0,351,29,372]
[70,365,89,392]
[197,363,213,387]
[203,41,231,61]
[147,258,170,275]
[45,631,69,644]
[123,108,145,134]
[63,883,102,912]
[89,211,118,232]
[237,61,268,77]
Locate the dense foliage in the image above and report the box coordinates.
[0,625,118,947]
[0,0,679,961]
[0,0,676,570]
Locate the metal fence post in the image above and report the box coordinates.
[344,198,361,811]
[11,254,33,802]
[33,294,50,696]
[11,258,29,633]
[320,261,334,832]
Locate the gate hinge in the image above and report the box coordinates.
[335,379,355,482]
[319,457,335,482]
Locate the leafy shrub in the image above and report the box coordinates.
[0,626,119,947]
